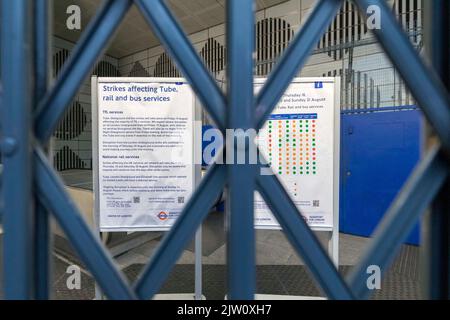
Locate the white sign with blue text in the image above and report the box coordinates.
[254,77,340,231]
[96,78,195,231]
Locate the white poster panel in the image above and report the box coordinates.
[255,78,339,230]
[96,78,195,231]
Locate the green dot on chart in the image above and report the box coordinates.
[293,172,296,175]
[300,129,303,132]
[279,144,282,147]
[269,130,272,133]
[313,143,316,146]
[313,138,316,141]
[313,171,316,174]
[313,162,316,165]
[300,166,303,170]
[307,171,310,174]
[306,129,309,132]
[306,162,309,165]
[300,171,303,174]
[306,167,309,170]
[293,144,296,146]
[313,166,316,170]
[279,171,282,174]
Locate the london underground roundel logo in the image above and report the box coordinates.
[157,211,168,220]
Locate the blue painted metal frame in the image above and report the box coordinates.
[1,0,34,299]
[1,0,449,300]
[33,0,52,300]
[422,0,450,299]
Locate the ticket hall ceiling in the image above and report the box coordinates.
[53,0,290,58]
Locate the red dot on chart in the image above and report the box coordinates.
[313,148,316,151]
[313,157,316,160]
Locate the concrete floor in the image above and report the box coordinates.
[113,231,369,269]
[0,230,421,299]
[0,169,422,299]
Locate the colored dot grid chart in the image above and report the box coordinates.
[265,113,318,177]
[254,78,338,231]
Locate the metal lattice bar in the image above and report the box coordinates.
[257,171,354,299]
[34,148,136,299]
[136,0,227,130]
[347,146,450,299]
[135,163,226,299]
[419,0,450,300]
[355,0,450,151]
[256,0,342,129]
[35,0,133,143]
[226,0,256,299]
[33,0,52,300]
[1,0,34,299]
[0,0,449,300]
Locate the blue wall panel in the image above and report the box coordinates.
[340,108,423,245]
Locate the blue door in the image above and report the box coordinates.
[340,108,423,245]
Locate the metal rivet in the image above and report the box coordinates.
[1,137,18,156]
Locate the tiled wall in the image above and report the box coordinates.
[52,37,119,171]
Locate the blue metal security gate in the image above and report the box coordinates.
[340,107,423,245]
[1,0,449,300]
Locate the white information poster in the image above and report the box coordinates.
[255,78,339,230]
[94,78,195,231]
